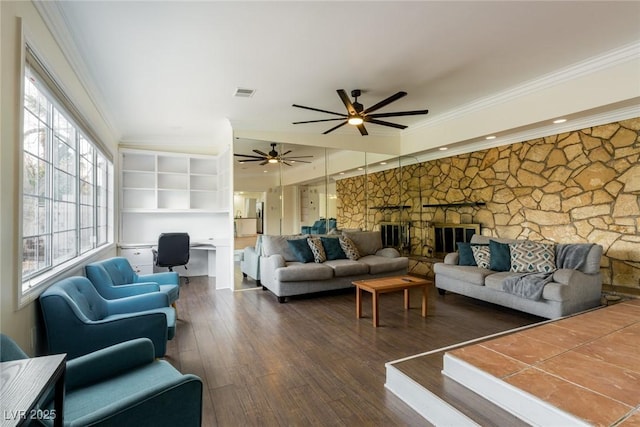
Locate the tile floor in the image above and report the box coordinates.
[448,299,640,426]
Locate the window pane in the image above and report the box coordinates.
[52,230,76,264]
[54,137,76,175]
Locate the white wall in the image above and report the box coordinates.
[1,1,119,354]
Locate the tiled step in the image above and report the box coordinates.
[442,353,590,426]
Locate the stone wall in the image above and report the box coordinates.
[336,118,640,295]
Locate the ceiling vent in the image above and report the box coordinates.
[233,87,255,98]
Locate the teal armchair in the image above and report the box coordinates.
[0,334,202,427]
[85,257,179,305]
[39,276,175,359]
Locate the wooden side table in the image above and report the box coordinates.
[353,275,432,327]
[0,354,66,427]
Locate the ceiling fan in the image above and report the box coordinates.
[292,89,429,136]
[234,143,313,166]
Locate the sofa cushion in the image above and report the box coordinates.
[433,263,494,286]
[471,245,491,269]
[308,236,327,263]
[339,236,361,260]
[287,238,314,263]
[276,262,334,282]
[489,240,511,272]
[342,231,383,256]
[510,241,556,273]
[321,237,347,260]
[324,259,369,277]
[484,271,528,291]
[263,235,308,262]
[359,255,408,275]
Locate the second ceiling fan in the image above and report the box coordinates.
[292,89,429,135]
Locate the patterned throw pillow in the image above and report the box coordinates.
[307,236,327,263]
[510,241,556,273]
[471,245,491,269]
[339,236,360,260]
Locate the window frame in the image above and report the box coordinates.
[19,42,115,306]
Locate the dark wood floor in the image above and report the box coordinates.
[166,267,543,426]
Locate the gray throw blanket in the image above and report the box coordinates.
[502,243,595,300]
[502,272,555,300]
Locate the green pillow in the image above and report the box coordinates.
[489,240,511,272]
[321,237,347,260]
[287,238,314,263]
[457,242,477,266]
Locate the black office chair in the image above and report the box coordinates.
[153,232,190,284]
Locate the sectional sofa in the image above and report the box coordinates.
[434,234,603,319]
[259,230,409,302]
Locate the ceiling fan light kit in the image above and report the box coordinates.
[292,89,429,135]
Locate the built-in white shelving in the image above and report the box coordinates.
[120,148,227,213]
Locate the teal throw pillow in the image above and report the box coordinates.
[287,238,314,263]
[321,237,347,260]
[457,242,476,266]
[489,240,511,272]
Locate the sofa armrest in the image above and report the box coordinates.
[444,252,459,265]
[138,271,179,285]
[553,269,600,286]
[375,247,400,258]
[66,338,155,390]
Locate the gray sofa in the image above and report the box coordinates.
[260,230,409,302]
[434,235,603,319]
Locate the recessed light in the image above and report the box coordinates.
[380,162,387,165]
[439,147,448,151]
[339,172,345,175]
[263,170,268,173]
[553,118,567,124]
[357,167,364,171]
[485,135,496,140]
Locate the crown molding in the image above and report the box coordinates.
[409,41,640,132]
[32,1,120,141]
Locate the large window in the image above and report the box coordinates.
[21,59,113,293]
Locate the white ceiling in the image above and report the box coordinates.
[39,1,640,187]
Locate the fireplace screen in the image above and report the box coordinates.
[433,223,480,257]
[379,222,410,252]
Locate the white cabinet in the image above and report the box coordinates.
[119,247,154,275]
[120,148,228,212]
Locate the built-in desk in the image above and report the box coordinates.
[0,354,66,427]
[117,238,232,289]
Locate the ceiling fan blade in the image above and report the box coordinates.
[260,160,269,165]
[282,161,292,166]
[293,118,347,124]
[337,89,357,116]
[253,149,268,156]
[286,160,312,163]
[362,91,407,115]
[281,150,292,156]
[234,154,266,159]
[292,104,347,117]
[323,120,348,134]
[364,118,408,130]
[237,159,268,162]
[367,109,429,118]
[357,124,368,136]
[281,155,313,159]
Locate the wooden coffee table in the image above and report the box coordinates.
[352,275,432,327]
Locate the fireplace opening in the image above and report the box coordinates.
[379,222,410,253]
[432,223,480,258]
